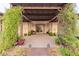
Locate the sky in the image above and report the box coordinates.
[75,3,79,13]
[0,3,79,13]
[0,3,10,13]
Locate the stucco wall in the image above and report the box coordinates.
[23,22,29,35]
[45,23,50,33]
[18,22,29,36]
[44,22,58,34]
[51,22,58,34]
[30,23,36,31]
[18,23,21,36]
[18,21,58,36]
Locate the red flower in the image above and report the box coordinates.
[16,39,25,45]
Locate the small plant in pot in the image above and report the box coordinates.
[24,33,27,36]
[53,33,56,36]
[31,30,36,35]
[47,32,53,36]
[28,31,32,36]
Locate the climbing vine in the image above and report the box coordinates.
[56,4,79,56]
[0,6,22,53]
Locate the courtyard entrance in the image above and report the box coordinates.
[36,24,44,33]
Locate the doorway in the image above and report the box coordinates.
[36,24,44,33]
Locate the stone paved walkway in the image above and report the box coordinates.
[26,48,61,56]
[27,48,49,56]
[23,34,58,56]
[24,34,56,48]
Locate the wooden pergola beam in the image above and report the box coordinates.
[22,7,62,10]
[49,15,58,22]
[22,15,32,22]
[49,7,62,22]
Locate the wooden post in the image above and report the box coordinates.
[51,22,52,32]
[20,18,23,37]
[57,16,60,36]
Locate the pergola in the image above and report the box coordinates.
[11,3,67,22]
[11,3,67,36]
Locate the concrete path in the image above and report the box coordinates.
[23,34,57,56]
[27,48,49,56]
[26,48,61,56]
[24,34,55,48]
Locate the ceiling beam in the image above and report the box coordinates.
[22,15,32,22]
[48,8,62,22]
[22,6,62,10]
[23,12,58,16]
[48,15,58,22]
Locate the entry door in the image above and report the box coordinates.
[36,24,44,33]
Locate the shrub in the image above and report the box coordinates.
[16,35,22,40]
[28,31,32,36]
[28,30,36,36]
[0,6,22,53]
[60,48,73,56]
[14,47,26,56]
[61,35,79,48]
[0,32,2,40]
[55,37,61,45]
[57,34,79,56]
[48,32,53,36]
[0,32,4,52]
[57,4,79,56]
[47,32,56,36]
[60,46,79,56]
[31,30,36,34]
[24,33,27,36]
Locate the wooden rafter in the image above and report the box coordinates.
[22,6,62,10]
[48,8,62,22]
[48,15,58,22]
[22,15,32,22]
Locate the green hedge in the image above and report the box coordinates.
[0,6,22,53]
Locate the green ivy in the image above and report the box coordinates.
[57,4,79,56]
[0,6,22,53]
[59,48,73,56]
